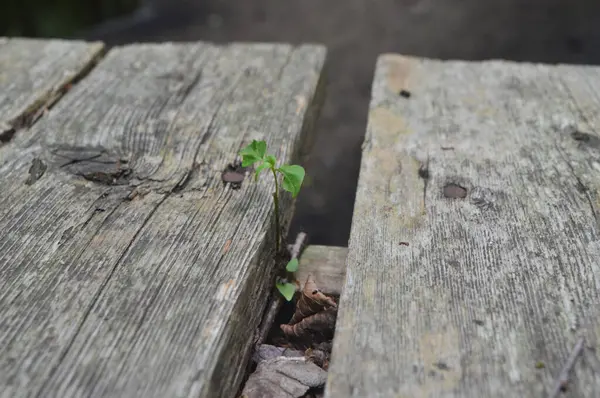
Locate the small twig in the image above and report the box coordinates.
[549,337,585,398]
[289,232,307,260]
[255,291,283,347]
[286,232,307,282]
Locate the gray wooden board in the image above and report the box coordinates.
[0,41,326,398]
[297,245,348,296]
[0,38,104,139]
[325,54,600,397]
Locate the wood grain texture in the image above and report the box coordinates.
[0,37,104,139]
[297,245,347,296]
[0,41,326,398]
[326,54,600,397]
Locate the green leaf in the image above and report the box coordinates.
[239,140,267,167]
[276,282,296,301]
[265,155,277,168]
[286,258,299,273]
[239,151,261,167]
[254,162,270,181]
[278,165,305,198]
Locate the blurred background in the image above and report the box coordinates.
[3,0,600,246]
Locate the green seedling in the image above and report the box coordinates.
[275,258,300,301]
[275,281,296,302]
[239,140,305,301]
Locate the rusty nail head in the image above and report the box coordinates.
[221,171,245,184]
[443,183,467,199]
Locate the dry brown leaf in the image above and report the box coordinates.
[290,275,336,325]
[281,307,337,342]
[280,275,338,347]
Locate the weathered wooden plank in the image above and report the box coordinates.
[297,245,347,296]
[0,38,104,141]
[0,41,326,398]
[326,55,600,397]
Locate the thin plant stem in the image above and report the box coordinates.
[271,167,281,254]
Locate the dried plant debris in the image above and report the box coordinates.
[281,275,338,347]
[281,307,337,347]
[253,344,304,364]
[292,275,337,323]
[305,346,330,370]
[241,357,327,398]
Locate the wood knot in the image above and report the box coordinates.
[49,146,132,185]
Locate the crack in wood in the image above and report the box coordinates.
[25,158,47,185]
[0,128,16,144]
[2,42,106,144]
